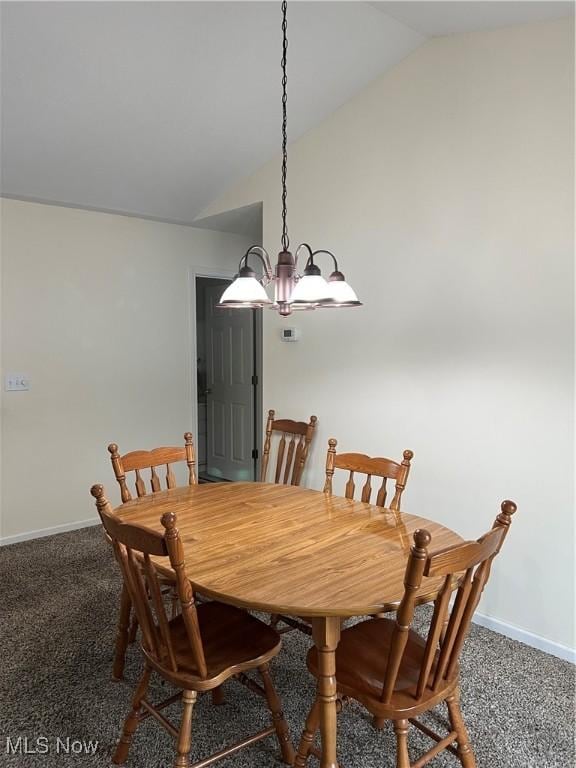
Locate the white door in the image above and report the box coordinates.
[204,284,256,481]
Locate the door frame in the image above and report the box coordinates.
[188,266,263,480]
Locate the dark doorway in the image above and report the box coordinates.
[195,276,261,482]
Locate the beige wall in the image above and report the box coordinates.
[200,19,575,652]
[0,199,250,538]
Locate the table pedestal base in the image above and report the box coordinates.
[295,616,341,768]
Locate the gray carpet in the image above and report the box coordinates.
[1,525,574,768]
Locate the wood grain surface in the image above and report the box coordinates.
[113,482,463,618]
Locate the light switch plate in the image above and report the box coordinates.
[5,374,30,391]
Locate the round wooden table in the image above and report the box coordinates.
[114,482,463,768]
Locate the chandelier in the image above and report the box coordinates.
[218,1,361,317]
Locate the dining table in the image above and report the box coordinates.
[113,481,464,768]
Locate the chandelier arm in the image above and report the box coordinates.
[241,246,274,283]
[295,243,314,260]
[295,242,314,272]
[310,249,340,273]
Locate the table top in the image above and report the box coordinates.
[114,482,464,618]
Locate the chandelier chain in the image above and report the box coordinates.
[281,0,289,251]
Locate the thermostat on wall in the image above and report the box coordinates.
[280,327,299,342]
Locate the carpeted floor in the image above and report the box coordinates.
[1,525,574,768]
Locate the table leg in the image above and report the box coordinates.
[311,616,341,768]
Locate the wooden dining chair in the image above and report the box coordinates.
[91,484,294,768]
[108,432,197,680]
[108,432,197,503]
[260,410,317,486]
[323,438,414,510]
[273,439,414,636]
[294,499,518,768]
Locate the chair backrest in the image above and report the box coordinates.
[380,500,517,705]
[323,438,413,510]
[108,432,197,503]
[260,410,317,486]
[91,484,208,680]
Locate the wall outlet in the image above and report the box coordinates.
[5,374,30,391]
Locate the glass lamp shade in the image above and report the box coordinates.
[218,276,272,307]
[290,274,332,305]
[317,272,362,307]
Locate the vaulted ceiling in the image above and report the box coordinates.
[1,1,572,225]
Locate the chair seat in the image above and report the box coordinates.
[307,618,454,717]
[144,601,282,689]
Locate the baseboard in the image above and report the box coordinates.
[473,612,575,664]
[0,517,99,546]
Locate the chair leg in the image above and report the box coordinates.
[270,613,281,629]
[173,690,197,768]
[259,664,295,765]
[128,614,139,644]
[373,715,386,730]
[211,685,225,706]
[393,719,411,768]
[113,664,152,764]
[446,688,476,768]
[113,584,133,681]
[294,700,320,768]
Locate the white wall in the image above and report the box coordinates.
[200,19,575,653]
[0,199,250,539]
